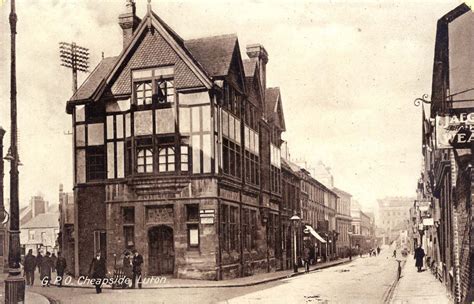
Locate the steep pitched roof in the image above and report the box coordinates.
[67,56,118,111]
[243,58,258,77]
[332,187,352,198]
[265,87,286,131]
[22,213,59,229]
[185,34,238,77]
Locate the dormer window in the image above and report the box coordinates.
[132,66,174,107]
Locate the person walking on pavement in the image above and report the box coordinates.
[132,249,144,289]
[40,252,53,287]
[51,253,58,273]
[377,246,381,255]
[393,249,397,258]
[36,249,43,276]
[24,249,36,286]
[89,251,107,294]
[303,246,311,273]
[414,245,425,272]
[56,252,67,287]
[122,251,133,288]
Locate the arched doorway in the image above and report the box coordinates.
[148,225,174,276]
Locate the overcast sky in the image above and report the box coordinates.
[0,0,463,210]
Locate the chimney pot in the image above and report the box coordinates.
[119,0,141,49]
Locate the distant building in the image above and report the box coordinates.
[312,161,334,189]
[20,212,60,255]
[20,195,49,226]
[59,184,75,275]
[377,197,413,244]
[332,187,352,257]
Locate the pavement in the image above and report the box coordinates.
[49,257,351,289]
[390,255,453,304]
[0,274,50,304]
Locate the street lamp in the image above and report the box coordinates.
[290,214,301,273]
[5,0,25,302]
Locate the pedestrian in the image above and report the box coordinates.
[392,249,396,258]
[303,246,311,273]
[132,249,143,289]
[24,249,36,286]
[56,252,67,287]
[122,251,133,288]
[40,252,53,287]
[414,245,425,272]
[89,251,107,294]
[36,250,43,276]
[377,247,381,255]
[51,253,57,273]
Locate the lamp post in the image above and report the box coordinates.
[290,214,301,273]
[5,0,25,302]
[348,230,353,261]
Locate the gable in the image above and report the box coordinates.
[226,42,246,92]
[108,29,206,96]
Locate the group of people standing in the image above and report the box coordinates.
[88,249,144,294]
[23,249,67,287]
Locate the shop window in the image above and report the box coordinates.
[93,230,107,257]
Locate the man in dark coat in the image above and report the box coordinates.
[24,249,36,286]
[132,249,144,289]
[414,245,425,272]
[89,252,107,294]
[50,253,57,273]
[36,250,43,275]
[56,252,67,287]
[303,246,311,273]
[40,252,53,287]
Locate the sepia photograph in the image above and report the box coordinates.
[0,0,472,303]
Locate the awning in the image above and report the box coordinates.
[305,225,327,243]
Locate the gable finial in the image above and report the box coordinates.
[147,0,152,13]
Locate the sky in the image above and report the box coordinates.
[0,0,464,211]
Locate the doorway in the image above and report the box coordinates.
[148,225,174,275]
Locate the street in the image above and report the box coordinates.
[28,248,401,304]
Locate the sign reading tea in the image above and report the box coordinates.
[436,111,474,148]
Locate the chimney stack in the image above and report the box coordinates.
[246,44,269,93]
[119,0,141,49]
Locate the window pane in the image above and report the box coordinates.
[244,126,250,150]
[116,115,124,139]
[88,123,104,146]
[107,142,115,179]
[179,107,191,134]
[192,107,200,133]
[255,133,259,155]
[76,149,86,183]
[75,105,85,122]
[178,92,209,105]
[202,106,210,132]
[181,146,189,172]
[235,118,240,144]
[156,108,175,134]
[229,115,234,141]
[107,116,114,140]
[117,141,125,178]
[202,134,211,173]
[192,135,201,174]
[222,111,228,137]
[134,110,153,136]
[125,113,131,137]
[75,124,85,147]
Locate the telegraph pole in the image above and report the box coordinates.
[5,0,25,302]
[59,42,89,93]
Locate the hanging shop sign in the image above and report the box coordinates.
[436,110,474,149]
